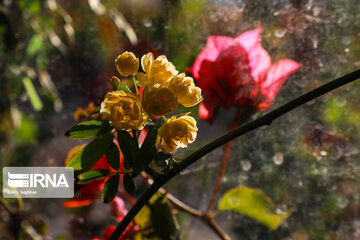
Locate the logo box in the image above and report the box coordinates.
[3,167,74,198]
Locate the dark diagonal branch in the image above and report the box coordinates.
[110,69,360,240]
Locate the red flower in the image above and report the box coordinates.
[188,26,301,122]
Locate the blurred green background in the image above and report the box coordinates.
[1,0,360,239]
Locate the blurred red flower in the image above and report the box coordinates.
[188,26,301,122]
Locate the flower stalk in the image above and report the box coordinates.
[109,69,360,240]
[205,107,255,213]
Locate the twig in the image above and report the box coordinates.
[159,189,230,240]
[158,188,203,218]
[203,214,231,240]
[205,140,233,213]
[146,173,229,239]
[109,69,360,240]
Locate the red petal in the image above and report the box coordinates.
[248,46,271,83]
[138,128,148,146]
[190,36,233,79]
[103,225,116,240]
[199,102,211,120]
[261,59,301,100]
[235,26,263,53]
[110,197,128,222]
[93,155,111,170]
[63,198,93,208]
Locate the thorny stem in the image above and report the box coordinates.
[110,69,360,240]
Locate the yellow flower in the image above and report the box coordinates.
[100,90,148,130]
[115,52,139,77]
[137,52,202,116]
[156,115,198,153]
[142,87,178,116]
[168,73,203,107]
[138,52,178,87]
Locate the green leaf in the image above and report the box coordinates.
[123,174,135,194]
[117,131,138,170]
[135,126,158,174]
[27,35,43,57]
[67,133,114,170]
[101,174,119,203]
[23,76,43,111]
[90,106,101,115]
[151,196,180,239]
[65,120,113,139]
[134,192,180,239]
[117,83,131,92]
[77,169,110,184]
[106,142,120,170]
[218,186,292,230]
[13,113,38,144]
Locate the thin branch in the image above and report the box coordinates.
[203,214,231,240]
[206,140,233,213]
[159,188,231,239]
[147,173,229,239]
[109,69,360,240]
[206,107,252,212]
[159,188,203,218]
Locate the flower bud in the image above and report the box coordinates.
[115,52,139,77]
[109,76,121,89]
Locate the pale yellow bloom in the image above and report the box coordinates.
[168,73,203,107]
[100,90,148,130]
[115,52,139,77]
[139,52,178,87]
[138,52,202,116]
[156,115,198,153]
[142,87,178,116]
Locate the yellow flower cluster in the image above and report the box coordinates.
[100,51,202,153]
[137,52,203,116]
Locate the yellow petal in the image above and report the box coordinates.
[168,74,203,107]
[142,87,178,116]
[100,90,148,130]
[135,72,148,87]
[141,52,154,76]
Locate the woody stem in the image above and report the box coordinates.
[109,69,360,240]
